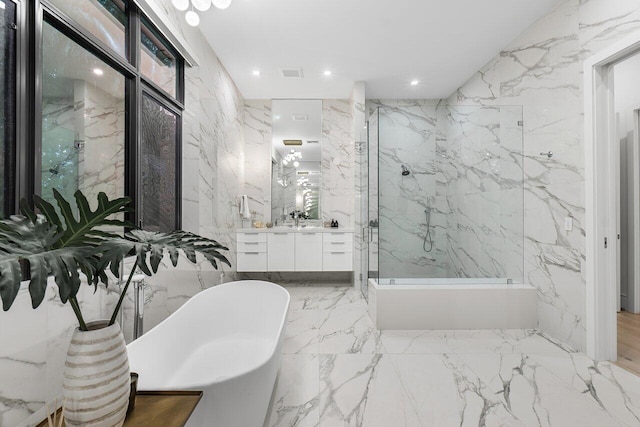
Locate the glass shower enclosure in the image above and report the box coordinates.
[361,102,524,297]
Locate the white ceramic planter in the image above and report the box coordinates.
[63,321,130,427]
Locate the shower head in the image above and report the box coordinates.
[401,165,410,176]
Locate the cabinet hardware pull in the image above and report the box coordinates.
[273,232,289,235]
[330,242,345,245]
[244,233,259,235]
[244,252,260,255]
[331,251,346,254]
[244,242,259,245]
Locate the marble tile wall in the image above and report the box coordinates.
[0,280,118,427]
[351,82,367,293]
[366,100,523,281]
[367,100,444,278]
[79,83,126,207]
[445,0,640,351]
[441,105,524,281]
[243,99,272,222]
[321,99,355,227]
[41,97,77,203]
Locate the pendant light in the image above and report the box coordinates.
[212,0,232,9]
[191,0,212,11]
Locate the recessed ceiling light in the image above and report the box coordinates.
[410,80,419,86]
[252,69,261,77]
[93,68,104,76]
[274,115,280,120]
[324,70,332,76]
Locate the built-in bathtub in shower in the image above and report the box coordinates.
[359,102,533,329]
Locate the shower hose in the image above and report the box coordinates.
[423,208,433,252]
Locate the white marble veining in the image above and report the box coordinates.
[367,100,524,281]
[268,284,640,427]
[244,100,273,222]
[322,99,355,228]
[442,0,640,351]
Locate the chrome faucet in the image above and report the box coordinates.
[294,211,300,228]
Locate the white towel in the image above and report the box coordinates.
[239,195,251,219]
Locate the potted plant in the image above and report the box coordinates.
[0,189,230,426]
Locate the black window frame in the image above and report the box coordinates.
[10,0,184,230]
[1,0,19,218]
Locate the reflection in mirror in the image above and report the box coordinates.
[41,21,126,213]
[271,100,322,223]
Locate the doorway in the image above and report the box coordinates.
[585,32,640,365]
[612,55,640,374]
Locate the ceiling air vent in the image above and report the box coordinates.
[283,139,303,146]
[281,67,304,79]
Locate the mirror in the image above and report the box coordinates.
[271,99,322,222]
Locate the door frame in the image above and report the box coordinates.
[585,31,640,361]
[631,107,640,314]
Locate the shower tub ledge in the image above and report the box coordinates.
[368,279,537,330]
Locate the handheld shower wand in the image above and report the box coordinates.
[423,208,433,252]
[401,165,410,176]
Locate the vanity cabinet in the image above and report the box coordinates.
[236,232,267,272]
[295,232,323,271]
[236,229,353,272]
[323,232,353,271]
[268,232,295,271]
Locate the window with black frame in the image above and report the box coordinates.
[1,0,17,218]
[30,1,184,230]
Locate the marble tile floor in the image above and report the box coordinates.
[265,284,640,427]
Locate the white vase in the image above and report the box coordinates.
[63,321,130,427]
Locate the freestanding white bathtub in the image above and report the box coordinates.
[127,280,290,427]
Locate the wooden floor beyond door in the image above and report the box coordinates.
[616,311,640,376]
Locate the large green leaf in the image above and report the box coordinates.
[0,215,96,310]
[98,229,230,279]
[0,190,132,312]
[30,190,133,248]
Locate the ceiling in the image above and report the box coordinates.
[196,0,557,100]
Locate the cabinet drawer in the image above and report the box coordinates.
[237,232,267,243]
[237,252,267,272]
[323,239,353,251]
[323,232,352,243]
[237,242,267,252]
[323,250,353,271]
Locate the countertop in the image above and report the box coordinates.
[237,227,354,233]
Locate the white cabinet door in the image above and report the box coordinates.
[268,232,295,271]
[295,232,323,271]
